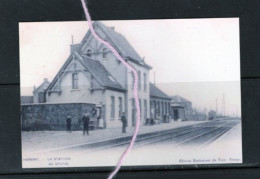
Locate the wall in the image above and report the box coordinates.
[81,26,127,89]
[104,89,125,128]
[21,103,96,131]
[126,61,150,126]
[46,60,106,105]
[150,97,171,122]
[81,25,151,127]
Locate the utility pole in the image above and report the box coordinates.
[221,93,225,117]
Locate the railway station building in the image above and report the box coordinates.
[150,83,171,123]
[21,21,194,130]
[22,21,152,129]
[170,95,193,121]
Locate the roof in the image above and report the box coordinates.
[150,83,171,100]
[171,95,191,103]
[94,22,142,61]
[21,96,33,104]
[81,55,125,91]
[82,21,152,69]
[34,80,50,93]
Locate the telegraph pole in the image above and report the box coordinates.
[221,93,225,117]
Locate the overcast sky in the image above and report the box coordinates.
[19,18,241,116]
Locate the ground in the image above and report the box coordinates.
[22,120,242,168]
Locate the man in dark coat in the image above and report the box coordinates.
[66,116,72,133]
[121,112,127,133]
[82,112,90,135]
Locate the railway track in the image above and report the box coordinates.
[62,119,240,154]
[130,119,240,149]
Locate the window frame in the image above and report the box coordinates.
[143,73,147,91]
[118,97,123,118]
[131,71,134,89]
[110,96,115,119]
[72,73,79,89]
[144,99,147,120]
[138,71,141,90]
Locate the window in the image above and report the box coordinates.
[139,99,142,120]
[161,102,164,116]
[131,72,134,89]
[87,49,92,57]
[143,73,147,91]
[157,101,160,116]
[108,75,116,83]
[72,73,78,89]
[138,71,141,90]
[132,98,136,126]
[102,48,107,58]
[110,96,115,119]
[144,100,147,120]
[118,97,123,118]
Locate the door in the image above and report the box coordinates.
[174,109,179,121]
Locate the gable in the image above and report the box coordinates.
[47,51,125,94]
[47,54,102,92]
[33,80,50,94]
[80,21,152,70]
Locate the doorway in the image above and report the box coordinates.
[173,109,179,121]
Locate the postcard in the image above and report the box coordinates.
[20,18,242,168]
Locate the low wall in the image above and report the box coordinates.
[21,103,97,131]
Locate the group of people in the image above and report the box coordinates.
[66,112,90,135]
[66,112,127,134]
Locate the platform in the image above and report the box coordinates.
[22,120,208,155]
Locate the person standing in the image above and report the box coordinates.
[121,112,127,133]
[66,116,72,133]
[82,112,90,135]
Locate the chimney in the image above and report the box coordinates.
[70,43,82,54]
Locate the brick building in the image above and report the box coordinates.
[45,21,152,128]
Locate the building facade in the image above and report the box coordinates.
[33,78,50,103]
[45,22,152,128]
[170,95,193,121]
[150,83,171,123]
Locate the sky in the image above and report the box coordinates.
[19,18,241,116]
